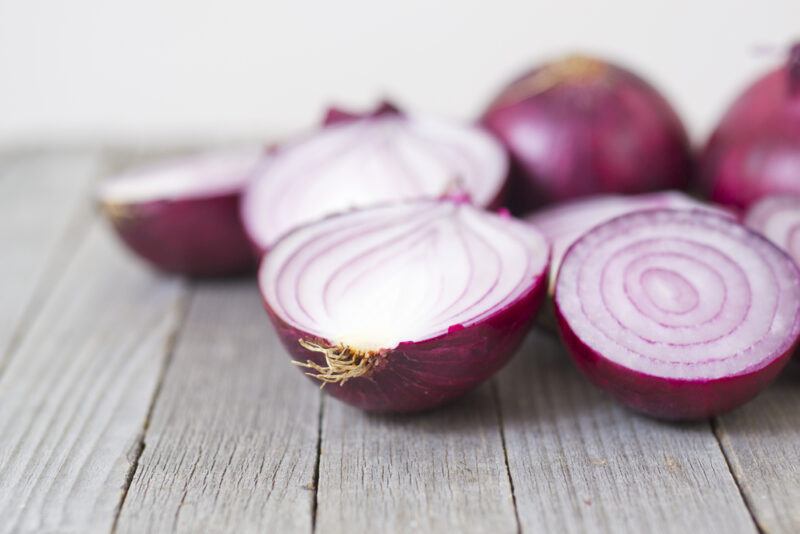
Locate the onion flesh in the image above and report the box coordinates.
[745,194,800,265]
[526,191,730,291]
[242,108,508,253]
[259,199,549,412]
[555,209,800,420]
[701,43,800,209]
[98,148,264,276]
[482,54,692,212]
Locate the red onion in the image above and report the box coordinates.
[481,54,692,212]
[98,148,264,276]
[527,191,731,291]
[242,106,508,254]
[701,43,800,209]
[554,209,800,420]
[745,194,800,265]
[258,199,549,412]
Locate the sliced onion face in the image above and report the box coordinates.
[98,148,265,276]
[526,191,731,292]
[555,209,800,420]
[259,199,549,412]
[745,194,800,264]
[242,113,508,253]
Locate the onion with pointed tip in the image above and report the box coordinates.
[242,106,508,254]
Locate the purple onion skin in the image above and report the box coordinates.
[701,43,800,210]
[482,57,693,213]
[322,101,402,126]
[554,303,796,421]
[263,277,546,413]
[105,194,256,277]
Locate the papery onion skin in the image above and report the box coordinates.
[99,150,263,277]
[241,105,509,254]
[258,200,549,412]
[482,54,692,212]
[265,282,545,412]
[554,209,800,420]
[700,43,800,209]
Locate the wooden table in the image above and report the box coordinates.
[1,148,798,534]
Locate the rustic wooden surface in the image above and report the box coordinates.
[0,148,798,533]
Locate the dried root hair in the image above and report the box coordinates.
[294,339,380,387]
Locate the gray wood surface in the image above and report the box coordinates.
[715,362,800,534]
[315,385,518,534]
[495,330,757,534]
[116,280,320,534]
[0,151,101,369]
[0,223,185,534]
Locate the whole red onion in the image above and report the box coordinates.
[482,54,693,212]
[701,43,800,209]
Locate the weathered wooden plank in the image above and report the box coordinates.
[715,363,800,533]
[496,330,757,534]
[0,223,186,534]
[0,150,101,368]
[315,385,518,533]
[115,280,320,534]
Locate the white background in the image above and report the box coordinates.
[0,0,797,146]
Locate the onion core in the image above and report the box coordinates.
[259,199,549,412]
[555,209,800,419]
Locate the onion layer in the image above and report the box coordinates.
[482,54,692,212]
[555,209,800,420]
[242,106,508,253]
[701,43,800,209]
[98,148,264,276]
[746,194,800,265]
[259,199,549,412]
[526,191,730,292]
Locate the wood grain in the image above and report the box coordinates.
[496,330,757,534]
[315,385,518,534]
[715,362,800,533]
[115,280,320,534]
[0,223,185,534]
[0,150,101,369]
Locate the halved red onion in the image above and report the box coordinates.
[482,54,692,212]
[745,194,800,264]
[259,199,549,412]
[99,148,264,276]
[526,191,732,292]
[242,107,508,254]
[555,209,800,420]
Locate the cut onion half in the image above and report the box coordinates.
[99,148,265,276]
[555,209,800,420]
[526,191,732,292]
[745,194,800,265]
[242,109,508,253]
[259,199,549,412]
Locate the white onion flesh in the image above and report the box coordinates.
[243,115,507,250]
[98,148,264,203]
[260,200,548,352]
[746,195,800,264]
[526,192,730,290]
[556,209,800,380]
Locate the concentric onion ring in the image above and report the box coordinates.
[555,209,800,419]
[745,194,800,265]
[242,111,508,253]
[259,199,549,412]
